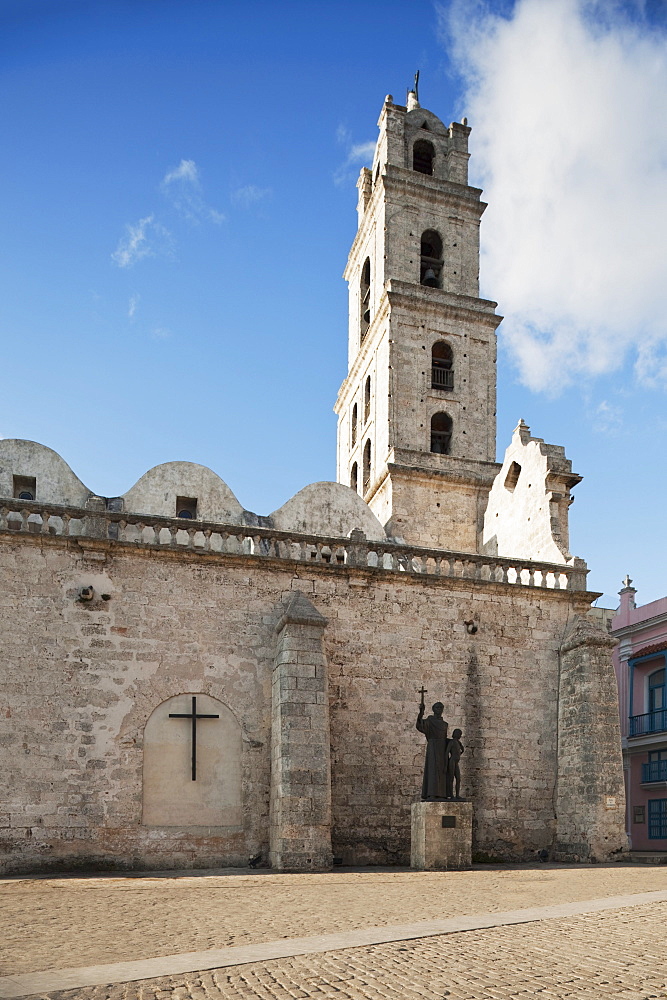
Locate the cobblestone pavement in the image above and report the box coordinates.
[2,864,667,978]
[26,898,667,1000]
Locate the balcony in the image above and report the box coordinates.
[431,366,454,391]
[629,709,667,737]
[642,760,667,783]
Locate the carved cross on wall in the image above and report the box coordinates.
[168,695,220,781]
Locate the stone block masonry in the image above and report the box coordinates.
[0,527,627,874]
[270,592,332,871]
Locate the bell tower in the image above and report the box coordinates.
[334,86,503,552]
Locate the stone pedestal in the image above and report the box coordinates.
[411,801,473,870]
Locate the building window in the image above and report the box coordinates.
[648,798,667,839]
[633,805,645,824]
[362,439,371,494]
[430,413,452,455]
[431,341,453,390]
[504,462,522,492]
[360,258,371,341]
[643,749,667,784]
[13,475,36,501]
[364,376,371,423]
[420,230,442,288]
[350,462,358,493]
[176,496,198,519]
[413,139,434,175]
[649,668,665,714]
[351,403,358,446]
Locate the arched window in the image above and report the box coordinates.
[364,375,371,423]
[413,139,434,175]
[350,462,358,493]
[360,258,371,341]
[420,229,443,288]
[351,403,358,446]
[431,341,453,390]
[362,439,371,494]
[431,413,452,454]
[504,462,521,492]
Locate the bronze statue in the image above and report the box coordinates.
[416,688,449,800]
[446,728,464,800]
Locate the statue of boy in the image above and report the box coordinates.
[446,728,464,800]
[416,699,449,800]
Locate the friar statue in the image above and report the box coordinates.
[416,692,449,801]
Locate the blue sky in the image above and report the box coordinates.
[1,0,666,608]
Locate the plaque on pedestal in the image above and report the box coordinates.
[411,800,472,870]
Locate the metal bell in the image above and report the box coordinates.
[423,268,438,287]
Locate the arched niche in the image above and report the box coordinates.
[142,693,242,828]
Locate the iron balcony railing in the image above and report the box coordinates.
[642,760,667,783]
[432,366,454,390]
[629,709,667,736]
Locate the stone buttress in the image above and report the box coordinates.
[269,592,333,870]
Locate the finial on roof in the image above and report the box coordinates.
[621,574,633,589]
[407,70,421,111]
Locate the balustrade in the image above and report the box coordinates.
[0,497,587,592]
[629,710,667,737]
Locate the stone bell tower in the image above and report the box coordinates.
[334,85,503,552]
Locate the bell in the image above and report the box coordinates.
[422,268,438,287]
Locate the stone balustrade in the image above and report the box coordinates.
[0,497,589,591]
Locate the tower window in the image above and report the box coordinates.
[504,462,521,492]
[413,139,434,175]
[176,496,198,519]
[420,230,443,288]
[350,462,358,493]
[13,475,36,501]
[362,439,371,494]
[360,258,371,341]
[431,341,453,390]
[351,403,358,446]
[364,376,371,423]
[430,413,452,455]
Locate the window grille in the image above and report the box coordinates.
[648,798,667,839]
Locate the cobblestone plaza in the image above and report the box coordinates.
[2,864,666,999]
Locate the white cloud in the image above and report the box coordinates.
[128,294,139,319]
[151,327,172,340]
[592,399,623,435]
[111,216,174,268]
[161,158,224,224]
[163,159,199,185]
[334,132,376,186]
[443,0,667,392]
[231,184,272,208]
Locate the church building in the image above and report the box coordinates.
[0,88,627,874]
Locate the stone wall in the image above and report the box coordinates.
[0,527,619,874]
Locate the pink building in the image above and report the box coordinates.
[612,579,667,856]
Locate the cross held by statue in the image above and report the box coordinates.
[419,685,427,704]
[168,695,220,781]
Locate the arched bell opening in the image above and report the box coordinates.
[420,230,443,288]
[413,139,435,175]
[360,257,371,341]
[430,412,452,455]
[431,341,453,391]
[362,439,372,494]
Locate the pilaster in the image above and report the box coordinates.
[555,616,628,861]
[269,591,333,871]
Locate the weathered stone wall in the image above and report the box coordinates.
[0,530,609,874]
[555,617,628,861]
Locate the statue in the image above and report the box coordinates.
[446,728,464,800]
[416,687,448,800]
